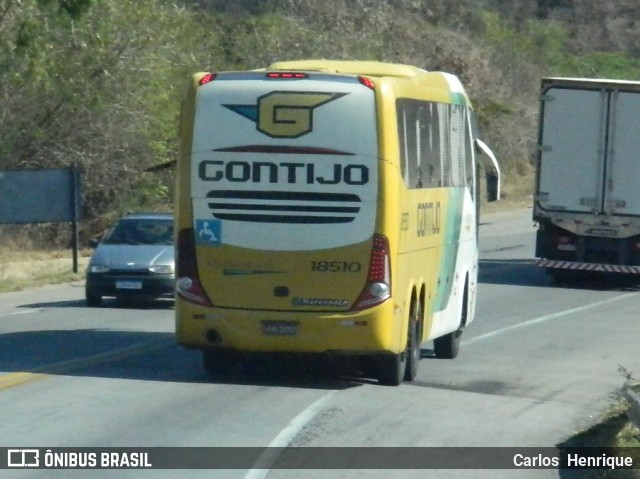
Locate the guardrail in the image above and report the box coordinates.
[623,384,640,429]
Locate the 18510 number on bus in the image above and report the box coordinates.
[311,261,362,273]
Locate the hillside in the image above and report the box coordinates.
[1,0,640,245]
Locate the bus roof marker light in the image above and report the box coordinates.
[266,72,308,79]
[199,73,216,86]
[358,76,375,90]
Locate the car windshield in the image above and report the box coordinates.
[102,218,173,245]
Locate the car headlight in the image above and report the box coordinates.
[90,265,110,273]
[149,264,175,275]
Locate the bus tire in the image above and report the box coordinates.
[377,353,404,386]
[434,330,461,359]
[202,349,234,377]
[404,299,421,382]
[434,281,467,359]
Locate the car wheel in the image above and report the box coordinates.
[85,289,102,307]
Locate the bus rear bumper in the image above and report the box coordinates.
[175,299,401,355]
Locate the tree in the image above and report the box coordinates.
[0,0,224,242]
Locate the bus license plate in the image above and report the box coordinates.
[116,280,142,290]
[261,321,299,336]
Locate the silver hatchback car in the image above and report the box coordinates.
[85,213,175,306]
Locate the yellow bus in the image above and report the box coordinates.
[174,60,500,385]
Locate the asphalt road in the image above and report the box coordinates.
[1,207,639,479]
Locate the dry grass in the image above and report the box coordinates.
[482,162,535,215]
[0,247,90,293]
[561,399,640,479]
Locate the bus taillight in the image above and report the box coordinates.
[176,228,213,307]
[352,234,391,310]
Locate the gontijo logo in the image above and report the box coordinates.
[223,91,347,138]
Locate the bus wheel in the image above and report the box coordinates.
[435,282,467,359]
[377,353,404,386]
[404,300,421,381]
[202,349,234,376]
[434,330,461,359]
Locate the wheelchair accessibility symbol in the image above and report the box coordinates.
[196,219,222,245]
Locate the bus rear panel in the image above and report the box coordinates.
[176,71,397,353]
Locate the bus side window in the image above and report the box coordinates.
[398,100,420,190]
[464,108,475,192]
[424,102,443,188]
[450,104,469,187]
[415,105,425,189]
[438,103,452,187]
[400,99,464,190]
[398,102,411,188]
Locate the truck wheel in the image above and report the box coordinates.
[547,269,576,284]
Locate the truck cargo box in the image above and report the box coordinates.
[534,77,640,275]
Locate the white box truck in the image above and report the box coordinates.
[534,77,640,277]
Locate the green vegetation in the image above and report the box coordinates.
[560,368,640,478]
[560,401,640,479]
[2,0,640,245]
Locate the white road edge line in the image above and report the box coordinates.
[463,292,638,346]
[0,308,44,319]
[243,391,336,479]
